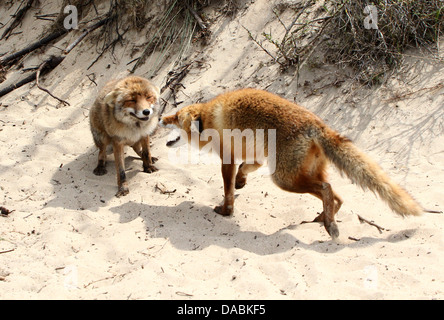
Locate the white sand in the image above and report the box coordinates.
[0,0,443,299]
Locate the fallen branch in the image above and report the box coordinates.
[34,13,58,22]
[0,55,64,99]
[0,18,108,100]
[64,17,109,54]
[0,69,40,98]
[1,0,35,40]
[0,29,68,66]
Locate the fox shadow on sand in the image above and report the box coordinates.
[45,144,416,255]
[109,200,418,255]
[45,146,148,211]
[45,147,306,254]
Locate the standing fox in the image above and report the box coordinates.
[89,76,160,197]
[160,88,423,238]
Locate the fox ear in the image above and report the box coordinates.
[190,116,204,133]
[152,85,160,102]
[104,90,120,107]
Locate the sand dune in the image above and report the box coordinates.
[0,0,443,299]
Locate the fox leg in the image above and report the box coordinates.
[273,170,341,238]
[308,182,340,238]
[214,163,236,216]
[132,141,142,157]
[93,135,109,176]
[235,161,262,189]
[112,141,129,197]
[132,140,158,164]
[311,191,343,223]
[289,178,340,238]
[138,136,158,173]
[289,142,340,238]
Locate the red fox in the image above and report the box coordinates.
[89,76,160,197]
[160,88,423,238]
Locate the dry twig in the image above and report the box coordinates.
[155,182,176,195]
[356,214,387,234]
[159,61,195,115]
[424,209,443,214]
[0,249,15,254]
[36,57,69,106]
[83,273,127,288]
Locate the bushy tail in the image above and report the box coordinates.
[318,127,422,217]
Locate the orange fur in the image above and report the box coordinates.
[161,88,422,238]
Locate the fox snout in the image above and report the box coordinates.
[159,118,174,128]
[160,114,187,148]
[159,114,179,129]
[130,107,153,121]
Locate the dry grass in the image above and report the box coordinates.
[325,0,444,85]
[119,0,152,30]
[130,0,212,75]
[251,0,444,85]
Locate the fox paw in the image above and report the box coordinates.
[93,166,107,176]
[115,187,129,197]
[143,164,158,173]
[326,221,340,239]
[214,205,233,216]
[235,176,246,189]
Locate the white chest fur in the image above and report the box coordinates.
[110,117,158,145]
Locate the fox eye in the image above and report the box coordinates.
[127,99,136,103]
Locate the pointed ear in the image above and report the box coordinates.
[104,90,121,107]
[152,85,160,102]
[190,115,204,133]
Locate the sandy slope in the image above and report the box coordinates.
[0,0,443,299]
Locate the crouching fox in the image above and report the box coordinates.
[160,88,423,238]
[89,76,160,197]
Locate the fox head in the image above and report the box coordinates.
[104,76,160,125]
[160,104,204,147]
